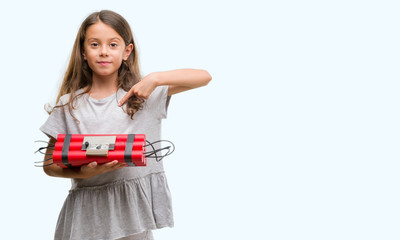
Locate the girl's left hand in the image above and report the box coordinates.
[118,73,158,106]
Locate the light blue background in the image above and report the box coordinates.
[0,0,399,239]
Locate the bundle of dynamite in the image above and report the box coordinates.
[34,134,174,168]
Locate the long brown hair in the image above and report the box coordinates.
[47,10,144,119]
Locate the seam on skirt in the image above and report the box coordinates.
[69,171,165,193]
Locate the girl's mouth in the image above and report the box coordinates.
[98,61,111,66]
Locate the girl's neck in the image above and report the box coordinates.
[87,74,119,99]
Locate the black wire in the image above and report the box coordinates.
[145,140,159,162]
[34,157,53,164]
[35,162,54,167]
[145,146,170,156]
[34,140,55,146]
[145,140,175,155]
[144,140,175,162]
[34,146,55,154]
[145,147,171,158]
[144,140,174,147]
[34,140,55,167]
[146,148,171,162]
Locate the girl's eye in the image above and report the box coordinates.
[110,43,118,47]
[90,43,99,47]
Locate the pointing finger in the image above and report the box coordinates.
[118,95,128,107]
[118,90,134,106]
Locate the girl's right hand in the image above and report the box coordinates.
[43,137,126,179]
[80,160,126,179]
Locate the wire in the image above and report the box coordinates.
[34,140,55,167]
[145,146,170,156]
[34,140,55,147]
[34,146,55,155]
[34,157,53,164]
[35,162,54,167]
[144,140,174,148]
[145,140,159,161]
[146,149,171,162]
[144,140,175,162]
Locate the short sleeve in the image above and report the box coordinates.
[39,99,68,139]
[145,85,171,119]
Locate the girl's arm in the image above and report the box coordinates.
[157,68,212,96]
[43,137,125,179]
[118,68,212,105]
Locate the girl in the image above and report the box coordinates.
[40,10,211,240]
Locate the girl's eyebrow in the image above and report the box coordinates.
[87,37,122,42]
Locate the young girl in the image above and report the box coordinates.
[40,10,211,240]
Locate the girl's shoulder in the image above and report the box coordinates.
[57,88,86,105]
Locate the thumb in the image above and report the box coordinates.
[88,161,97,168]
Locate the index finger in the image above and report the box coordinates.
[118,90,134,106]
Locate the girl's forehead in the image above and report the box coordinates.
[85,22,123,41]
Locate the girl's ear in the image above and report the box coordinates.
[123,43,134,61]
[82,50,87,60]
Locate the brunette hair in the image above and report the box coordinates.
[47,10,144,119]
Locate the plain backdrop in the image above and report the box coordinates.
[0,0,399,239]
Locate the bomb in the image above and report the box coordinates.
[34,134,174,168]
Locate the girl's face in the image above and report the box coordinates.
[82,21,133,81]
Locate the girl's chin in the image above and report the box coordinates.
[92,71,119,78]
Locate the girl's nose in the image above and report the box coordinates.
[100,45,108,56]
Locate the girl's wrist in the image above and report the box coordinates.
[149,72,163,87]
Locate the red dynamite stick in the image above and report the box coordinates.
[52,134,147,168]
[52,151,146,165]
[54,141,144,151]
[56,134,145,142]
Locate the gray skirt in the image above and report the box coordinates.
[54,172,174,240]
[116,230,153,240]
